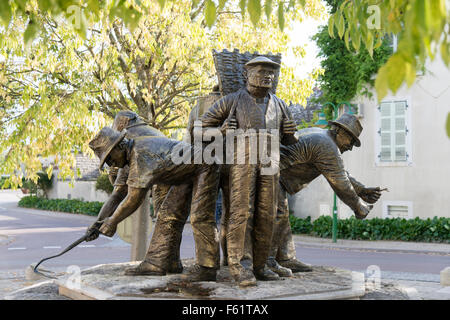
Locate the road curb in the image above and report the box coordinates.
[9,206,98,223]
[292,235,450,255]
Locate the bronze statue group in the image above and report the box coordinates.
[88,55,382,287]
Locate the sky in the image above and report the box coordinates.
[287,16,328,79]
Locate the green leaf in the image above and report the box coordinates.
[350,25,360,51]
[328,14,335,37]
[23,20,39,49]
[277,2,284,31]
[240,0,247,18]
[205,0,217,28]
[337,13,345,38]
[366,31,374,57]
[344,28,350,50]
[386,54,406,93]
[375,64,389,101]
[248,0,262,26]
[121,7,142,32]
[218,0,227,11]
[404,61,417,87]
[157,0,166,9]
[87,0,101,16]
[264,0,273,20]
[446,112,450,138]
[374,34,383,49]
[441,40,450,66]
[0,0,11,27]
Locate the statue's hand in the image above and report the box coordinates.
[85,222,101,242]
[99,218,117,237]
[220,117,237,133]
[360,187,382,204]
[354,201,372,220]
[282,119,297,135]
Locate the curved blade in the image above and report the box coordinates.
[33,234,89,277]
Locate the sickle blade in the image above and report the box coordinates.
[33,234,90,278]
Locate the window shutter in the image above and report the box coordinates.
[379,102,392,161]
[393,101,407,161]
[378,101,408,162]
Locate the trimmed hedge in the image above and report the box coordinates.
[290,215,450,243]
[18,196,103,216]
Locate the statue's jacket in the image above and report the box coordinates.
[125,136,199,189]
[201,88,295,144]
[279,127,365,212]
[112,121,166,186]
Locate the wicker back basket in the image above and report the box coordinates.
[212,49,282,96]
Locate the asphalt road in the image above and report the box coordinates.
[0,190,448,281]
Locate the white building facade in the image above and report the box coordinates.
[289,55,450,220]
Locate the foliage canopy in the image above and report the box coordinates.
[0,0,324,187]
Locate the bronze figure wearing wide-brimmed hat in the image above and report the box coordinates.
[84,113,168,244]
[329,113,362,147]
[89,127,127,170]
[268,117,383,276]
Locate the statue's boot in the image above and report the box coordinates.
[232,266,257,288]
[180,264,217,282]
[267,257,293,277]
[124,261,166,276]
[278,258,313,272]
[168,260,183,274]
[254,265,280,281]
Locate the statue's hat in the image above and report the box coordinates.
[329,113,362,147]
[244,56,281,69]
[113,110,139,131]
[89,127,127,170]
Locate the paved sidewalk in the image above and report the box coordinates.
[292,234,450,255]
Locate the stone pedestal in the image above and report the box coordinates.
[441,267,450,286]
[55,260,365,300]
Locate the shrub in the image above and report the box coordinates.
[20,171,53,197]
[18,196,103,216]
[289,215,313,234]
[290,215,450,243]
[95,173,114,195]
[36,171,53,198]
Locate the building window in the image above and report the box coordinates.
[376,100,412,165]
[382,201,413,219]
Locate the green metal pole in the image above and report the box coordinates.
[332,193,338,243]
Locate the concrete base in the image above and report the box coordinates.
[441,267,450,286]
[55,260,365,300]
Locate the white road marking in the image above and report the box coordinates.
[0,214,18,221]
[0,227,86,235]
[7,247,26,250]
[78,245,96,248]
[43,246,62,249]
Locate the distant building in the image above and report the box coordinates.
[47,154,109,202]
[289,88,323,125]
[288,55,450,220]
